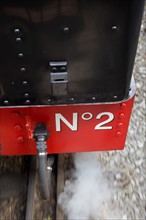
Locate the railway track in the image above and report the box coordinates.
[0,154,69,220]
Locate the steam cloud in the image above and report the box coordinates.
[58,152,120,220]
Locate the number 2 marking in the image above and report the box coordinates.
[94,112,114,130]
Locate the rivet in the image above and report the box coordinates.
[14,28,20,34]
[113,95,118,99]
[22,81,28,85]
[25,100,31,104]
[117,122,123,128]
[18,53,24,58]
[48,98,51,102]
[17,136,24,143]
[14,125,22,131]
[20,67,26,72]
[52,67,57,71]
[70,97,74,101]
[16,37,21,42]
[24,93,29,98]
[64,27,69,33]
[121,103,126,108]
[92,97,96,100]
[116,131,122,137]
[3,100,9,105]
[119,113,125,119]
[61,67,66,71]
[112,26,117,31]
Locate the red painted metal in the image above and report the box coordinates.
[0,95,134,155]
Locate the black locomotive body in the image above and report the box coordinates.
[0,0,144,106]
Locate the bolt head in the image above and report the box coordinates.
[119,113,125,119]
[14,28,21,34]
[121,103,126,108]
[17,136,24,143]
[14,125,22,131]
[3,100,9,105]
[18,53,24,58]
[16,37,21,42]
[64,27,69,33]
[25,100,31,104]
[117,122,123,128]
[20,67,26,72]
[116,131,122,137]
[22,81,28,85]
[24,93,29,98]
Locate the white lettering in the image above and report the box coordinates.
[55,113,78,131]
[95,112,114,130]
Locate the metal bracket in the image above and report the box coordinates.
[50,61,68,96]
[50,61,68,83]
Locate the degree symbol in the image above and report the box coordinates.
[81,112,93,121]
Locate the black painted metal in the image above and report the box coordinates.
[0,0,144,106]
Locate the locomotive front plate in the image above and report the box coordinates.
[0,88,134,155]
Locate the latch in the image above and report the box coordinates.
[50,61,68,96]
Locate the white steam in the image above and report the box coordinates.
[58,152,120,220]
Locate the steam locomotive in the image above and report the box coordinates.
[0,0,144,199]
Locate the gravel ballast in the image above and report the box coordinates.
[98,4,146,220]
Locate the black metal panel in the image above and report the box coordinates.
[0,0,144,106]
